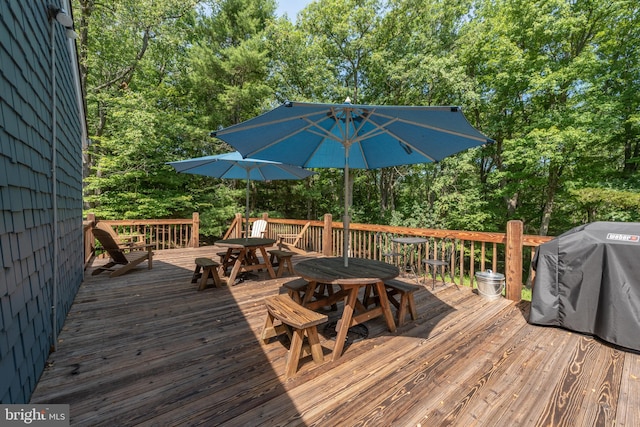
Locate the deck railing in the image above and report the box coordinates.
[83,211,553,301]
[84,213,200,261]
[226,212,554,301]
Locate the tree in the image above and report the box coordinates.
[76,0,234,232]
[74,0,640,238]
[189,0,276,129]
[461,0,617,235]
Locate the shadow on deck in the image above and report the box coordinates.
[30,247,640,426]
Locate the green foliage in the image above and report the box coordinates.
[571,186,640,223]
[77,0,640,238]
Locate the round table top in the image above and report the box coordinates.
[295,257,399,285]
[215,237,276,248]
[391,236,428,244]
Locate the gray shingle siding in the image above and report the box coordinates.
[1,1,84,403]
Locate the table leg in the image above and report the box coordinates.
[258,246,276,279]
[220,249,236,275]
[374,280,396,333]
[331,287,359,362]
[245,249,258,265]
[301,281,318,306]
[228,248,247,285]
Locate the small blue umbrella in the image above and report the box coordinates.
[167,151,314,238]
[212,101,492,266]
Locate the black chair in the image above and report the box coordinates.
[376,232,403,268]
[423,237,455,290]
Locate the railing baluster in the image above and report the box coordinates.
[492,242,498,272]
[470,240,475,287]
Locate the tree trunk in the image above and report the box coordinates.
[539,163,562,236]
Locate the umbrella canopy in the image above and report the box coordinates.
[167,151,314,238]
[213,101,492,264]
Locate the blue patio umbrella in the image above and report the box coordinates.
[212,101,492,265]
[167,151,314,239]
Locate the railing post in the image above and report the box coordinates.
[505,220,523,301]
[234,212,243,238]
[261,213,269,237]
[191,212,199,248]
[84,213,96,268]
[322,214,333,257]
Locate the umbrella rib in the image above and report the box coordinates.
[373,111,489,142]
[220,110,334,158]
[216,116,297,135]
[351,110,482,163]
[256,166,267,181]
[328,107,348,142]
[172,158,220,173]
[354,126,438,163]
[350,117,440,162]
[392,135,437,162]
[348,115,391,144]
[242,128,308,159]
[296,116,347,167]
[303,116,344,143]
[221,162,237,178]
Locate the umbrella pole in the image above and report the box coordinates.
[343,157,350,267]
[245,171,251,241]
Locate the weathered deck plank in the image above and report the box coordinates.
[30,247,640,426]
[618,354,640,426]
[304,297,514,426]
[453,319,575,426]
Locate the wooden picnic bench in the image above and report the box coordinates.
[261,294,328,378]
[192,257,222,290]
[268,249,296,277]
[384,279,419,326]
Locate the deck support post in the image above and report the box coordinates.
[191,212,199,248]
[505,220,523,301]
[322,214,333,257]
[234,212,243,238]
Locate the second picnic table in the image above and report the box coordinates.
[215,237,277,284]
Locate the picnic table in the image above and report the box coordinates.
[294,257,399,361]
[215,237,276,284]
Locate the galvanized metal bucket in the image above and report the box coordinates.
[475,270,505,300]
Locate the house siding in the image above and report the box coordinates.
[0,0,84,403]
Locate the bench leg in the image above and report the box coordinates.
[261,312,277,344]
[209,266,222,287]
[275,255,294,277]
[405,293,417,321]
[285,329,305,378]
[191,265,202,283]
[198,266,222,291]
[287,289,303,304]
[198,268,209,291]
[397,296,408,326]
[306,327,324,364]
[283,256,294,276]
[276,260,285,277]
[395,292,417,326]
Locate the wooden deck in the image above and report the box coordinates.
[31,247,640,426]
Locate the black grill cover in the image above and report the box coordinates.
[529,222,640,352]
